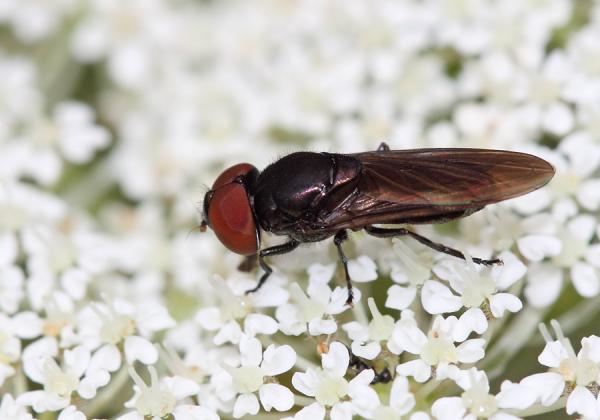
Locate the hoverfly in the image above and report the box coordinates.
[200,143,554,304]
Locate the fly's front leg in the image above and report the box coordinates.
[376,142,390,152]
[246,240,300,294]
[364,225,502,266]
[334,230,354,305]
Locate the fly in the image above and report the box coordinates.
[200,143,555,304]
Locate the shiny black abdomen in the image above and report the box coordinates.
[252,152,362,241]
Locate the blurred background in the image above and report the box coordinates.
[1,0,599,418]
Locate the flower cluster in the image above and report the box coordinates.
[1,0,600,419]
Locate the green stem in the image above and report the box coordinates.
[515,396,566,417]
[83,365,131,418]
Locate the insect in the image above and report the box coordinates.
[200,143,554,304]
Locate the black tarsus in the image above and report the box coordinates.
[364,225,502,266]
[376,142,390,152]
[245,240,300,294]
[334,230,354,305]
[349,351,393,384]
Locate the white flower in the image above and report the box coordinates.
[196,275,283,345]
[0,264,25,314]
[57,405,86,420]
[222,335,296,418]
[372,376,418,419]
[432,368,523,420]
[19,343,90,412]
[292,341,380,419]
[0,312,42,386]
[392,313,485,382]
[525,214,598,307]
[430,251,524,328]
[0,394,34,420]
[385,239,433,311]
[77,297,175,365]
[119,365,218,420]
[343,297,395,359]
[277,278,358,336]
[522,320,600,414]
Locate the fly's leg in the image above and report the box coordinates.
[334,230,354,305]
[376,142,390,152]
[246,240,300,294]
[364,225,502,266]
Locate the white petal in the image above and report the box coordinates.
[308,263,337,284]
[489,293,522,318]
[421,281,462,314]
[124,336,158,365]
[64,346,91,378]
[538,341,567,368]
[172,405,219,420]
[566,386,598,417]
[58,406,86,420]
[396,360,431,383]
[88,344,121,373]
[391,320,427,354]
[542,103,573,135]
[214,320,242,345]
[492,251,526,290]
[342,322,369,342]
[571,263,599,297]
[578,179,600,211]
[385,285,417,310]
[261,345,296,376]
[135,304,175,332]
[327,287,355,314]
[431,397,466,420]
[454,308,488,342]
[11,312,42,339]
[292,369,320,397]
[195,308,223,330]
[517,235,562,262]
[322,342,349,377]
[330,402,353,420]
[581,336,600,364]
[239,335,263,367]
[259,383,294,411]
[292,402,325,420]
[163,376,200,400]
[308,318,338,336]
[567,215,597,243]
[456,339,485,363]
[349,369,375,389]
[520,372,564,406]
[525,264,563,308]
[351,341,381,360]
[77,370,109,399]
[496,380,536,410]
[586,244,600,268]
[347,256,378,283]
[389,376,415,415]
[244,314,278,336]
[233,393,259,418]
[349,383,380,418]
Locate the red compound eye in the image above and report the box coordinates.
[212,163,256,189]
[206,163,258,256]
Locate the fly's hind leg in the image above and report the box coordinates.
[245,240,300,294]
[376,142,390,152]
[334,230,355,305]
[364,225,502,266]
